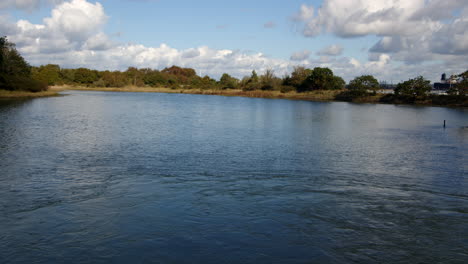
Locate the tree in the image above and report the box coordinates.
[394,76,431,97]
[448,70,468,96]
[32,64,61,85]
[348,75,380,95]
[74,68,98,84]
[219,73,238,89]
[283,66,312,88]
[0,36,47,92]
[0,36,31,77]
[101,70,127,87]
[125,67,144,86]
[299,67,340,91]
[143,69,167,87]
[162,65,197,84]
[241,70,260,91]
[260,69,279,90]
[332,76,346,90]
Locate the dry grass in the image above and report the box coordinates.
[0,89,61,99]
[54,85,345,102]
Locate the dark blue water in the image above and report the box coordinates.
[0,91,467,263]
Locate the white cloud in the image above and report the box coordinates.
[290,50,311,61]
[294,0,468,66]
[3,0,465,83]
[292,4,314,22]
[316,44,343,56]
[181,48,201,59]
[82,32,113,51]
[22,43,293,79]
[44,0,107,41]
[7,0,107,54]
[294,0,443,38]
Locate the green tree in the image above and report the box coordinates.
[0,36,47,92]
[219,73,238,89]
[74,68,98,84]
[332,76,346,90]
[448,70,468,96]
[32,64,61,85]
[250,70,259,83]
[143,69,167,87]
[0,36,31,77]
[299,67,339,91]
[125,67,144,86]
[241,70,260,91]
[283,66,312,88]
[348,75,380,95]
[260,69,279,90]
[395,76,431,97]
[101,70,127,87]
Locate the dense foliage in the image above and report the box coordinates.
[348,75,380,94]
[23,60,349,93]
[394,76,432,97]
[297,67,345,92]
[0,36,47,92]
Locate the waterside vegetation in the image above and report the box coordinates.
[0,37,55,98]
[1,37,467,106]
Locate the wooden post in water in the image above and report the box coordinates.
[444,120,446,128]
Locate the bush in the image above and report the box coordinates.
[280,85,295,93]
[335,90,370,101]
[395,76,431,97]
[430,94,468,107]
[1,75,48,92]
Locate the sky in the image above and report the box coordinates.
[1,0,467,82]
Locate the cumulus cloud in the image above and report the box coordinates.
[316,45,343,56]
[294,0,468,65]
[3,0,464,83]
[7,0,107,54]
[181,48,201,59]
[44,0,107,41]
[290,50,311,61]
[292,4,314,22]
[3,0,294,79]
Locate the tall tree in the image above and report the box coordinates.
[219,73,238,89]
[299,67,339,91]
[284,66,312,88]
[0,36,47,92]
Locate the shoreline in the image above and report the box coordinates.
[54,85,467,108]
[35,85,465,108]
[0,88,63,99]
[53,85,354,102]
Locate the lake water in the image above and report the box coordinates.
[0,90,467,263]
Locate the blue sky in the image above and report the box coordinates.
[1,0,467,82]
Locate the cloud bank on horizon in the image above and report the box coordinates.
[1,0,467,82]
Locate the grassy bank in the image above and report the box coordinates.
[53,85,343,101]
[0,88,62,99]
[54,85,467,107]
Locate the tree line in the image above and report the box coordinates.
[1,36,467,104]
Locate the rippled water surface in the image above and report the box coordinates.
[1,91,467,263]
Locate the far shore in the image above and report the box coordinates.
[52,85,368,102]
[3,85,464,108]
